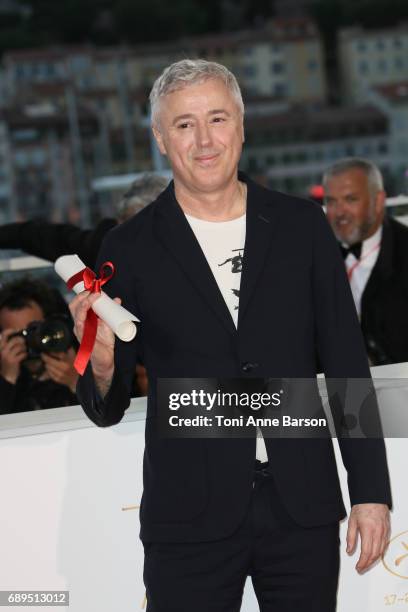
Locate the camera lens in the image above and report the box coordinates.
[26,319,72,354]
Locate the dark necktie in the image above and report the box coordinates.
[340,242,362,260]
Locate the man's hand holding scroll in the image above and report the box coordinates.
[69,291,120,398]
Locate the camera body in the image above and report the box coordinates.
[8,316,73,376]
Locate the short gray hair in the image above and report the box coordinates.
[323,157,384,198]
[117,173,169,223]
[149,59,244,127]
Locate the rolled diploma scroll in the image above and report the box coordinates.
[54,254,139,342]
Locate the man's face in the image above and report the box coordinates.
[152,78,244,196]
[324,169,385,245]
[0,301,44,332]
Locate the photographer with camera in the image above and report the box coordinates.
[0,278,78,414]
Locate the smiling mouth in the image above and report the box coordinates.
[195,154,219,163]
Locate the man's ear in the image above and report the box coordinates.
[375,190,386,217]
[152,125,167,156]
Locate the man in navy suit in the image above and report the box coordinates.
[70,60,391,612]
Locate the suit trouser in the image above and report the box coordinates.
[143,463,340,612]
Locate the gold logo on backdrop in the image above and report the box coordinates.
[382,531,408,579]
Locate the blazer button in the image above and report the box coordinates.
[241,362,258,373]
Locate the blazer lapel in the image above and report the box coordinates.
[153,183,237,336]
[238,176,281,325]
[362,217,393,308]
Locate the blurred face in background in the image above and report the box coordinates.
[324,168,385,245]
[0,301,43,332]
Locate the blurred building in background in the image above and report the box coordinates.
[366,82,408,194]
[0,17,407,225]
[0,101,98,225]
[338,24,408,104]
[241,102,389,195]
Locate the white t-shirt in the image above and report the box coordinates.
[185,212,269,463]
[344,225,382,319]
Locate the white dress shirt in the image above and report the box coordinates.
[344,225,382,319]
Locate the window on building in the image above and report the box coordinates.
[395,57,404,70]
[14,151,29,167]
[78,76,93,89]
[271,61,285,75]
[46,63,57,78]
[296,151,308,163]
[242,65,257,78]
[273,82,288,97]
[394,38,403,49]
[361,143,372,156]
[111,140,126,162]
[71,56,91,71]
[13,129,38,143]
[378,141,388,154]
[37,63,50,79]
[376,39,385,51]
[31,149,46,166]
[357,41,367,52]
[16,65,25,80]
[328,147,340,160]
[24,64,33,78]
[308,59,318,72]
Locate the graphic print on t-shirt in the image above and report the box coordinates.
[218,247,244,310]
[184,213,245,326]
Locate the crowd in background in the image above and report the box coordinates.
[0,174,168,414]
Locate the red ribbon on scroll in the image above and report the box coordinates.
[67,261,115,375]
